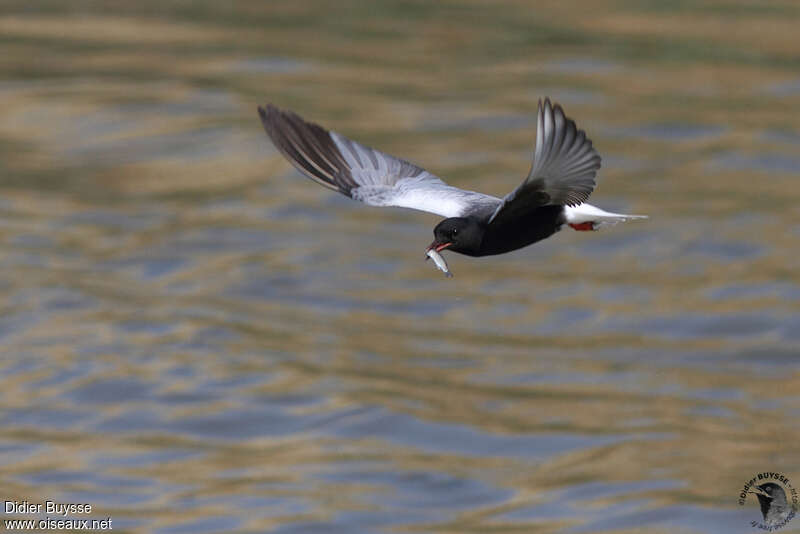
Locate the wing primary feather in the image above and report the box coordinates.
[335,135,365,168]
[279,116,338,181]
[259,105,361,194]
[279,109,358,190]
[560,118,578,160]
[297,118,347,177]
[259,106,341,191]
[542,98,555,170]
[551,103,567,164]
[534,99,545,165]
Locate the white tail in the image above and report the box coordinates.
[564,203,647,231]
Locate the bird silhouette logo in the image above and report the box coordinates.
[739,473,798,531]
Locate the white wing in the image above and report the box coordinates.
[259,105,501,219]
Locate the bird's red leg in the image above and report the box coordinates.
[568,222,596,231]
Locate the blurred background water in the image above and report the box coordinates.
[1,1,799,533]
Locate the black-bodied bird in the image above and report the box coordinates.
[751,482,791,527]
[258,98,646,276]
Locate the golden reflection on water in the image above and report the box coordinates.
[1,1,799,533]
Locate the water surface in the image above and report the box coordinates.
[1,1,799,533]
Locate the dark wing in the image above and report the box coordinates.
[488,98,601,225]
[258,104,501,219]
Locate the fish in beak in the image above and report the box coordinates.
[425,245,453,277]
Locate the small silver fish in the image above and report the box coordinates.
[426,248,453,278]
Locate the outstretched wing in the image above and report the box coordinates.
[488,98,601,225]
[258,105,501,219]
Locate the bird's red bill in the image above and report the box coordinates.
[427,241,452,253]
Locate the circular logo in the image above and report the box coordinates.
[739,472,798,531]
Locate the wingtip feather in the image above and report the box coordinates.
[518,97,602,208]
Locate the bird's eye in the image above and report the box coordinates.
[452,228,458,236]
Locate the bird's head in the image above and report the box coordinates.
[750,483,790,523]
[751,483,786,502]
[428,218,483,256]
